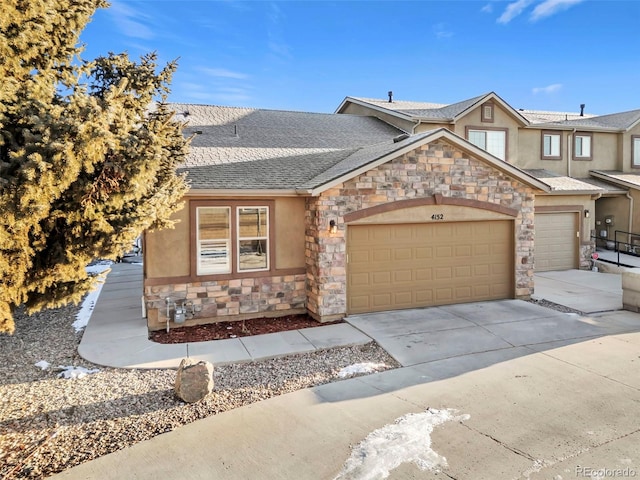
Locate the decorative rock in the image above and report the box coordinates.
[174,358,214,403]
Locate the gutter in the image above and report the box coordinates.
[186,189,306,197]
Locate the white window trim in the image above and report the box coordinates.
[574,133,592,159]
[237,206,270,273]
[467,128,507,160]
[196,206,231,275]
[633,136,640,168]
[542,132,561,159]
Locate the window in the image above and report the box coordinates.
[197,207,231,275]
[481,103,494,123]
[237,207,269,272]
[467,128,507,160]
[633,136,640,168]
[195,203,270,276]
[574,133,592,160]
[542,131,561,159]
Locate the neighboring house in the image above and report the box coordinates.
[143,103,551,330]
[337,92,640,271]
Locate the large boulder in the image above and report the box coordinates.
[175,358,214,403]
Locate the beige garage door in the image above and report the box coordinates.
[535,212,578,272]
[347,221,514,315]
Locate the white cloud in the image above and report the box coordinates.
[108,0,155,40]
[532,83,563,94]
[531,0,585,21]
[497,0,585,24]
[266,2,292,62]
[433,23,454,39]
[199,68,249,80]
[497,0,535,24]
[481,3,493,13]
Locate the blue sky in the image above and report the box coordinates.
[79,0,640,115]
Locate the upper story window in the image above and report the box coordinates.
[467,128,507,160]
[542,131,561,160]
[481,103,494,123]
[573,132,592,160]
[195,203,271,276]
[633,136,640,168]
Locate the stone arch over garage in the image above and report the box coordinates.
[343,194,519,223]
[304,139,538,321]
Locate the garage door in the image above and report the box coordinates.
[535,212,577,272]
[347,221,514,314]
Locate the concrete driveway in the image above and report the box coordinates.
[345,299,639,367]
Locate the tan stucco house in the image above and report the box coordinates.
[144,92,640,330]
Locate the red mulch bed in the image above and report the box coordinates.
[149,314,344,344]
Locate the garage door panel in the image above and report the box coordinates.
[349,272,370,286]
[535,213,577,272]
[348,221,514,314]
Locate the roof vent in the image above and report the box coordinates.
[393,133,410,143]
[388,91,393,103]
[580,104,585,116]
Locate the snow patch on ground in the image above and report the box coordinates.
[338,362,388,378]
[57,365,101,379]
[334,408,470,480]
[72,262,112,332]
[34,360,50,370]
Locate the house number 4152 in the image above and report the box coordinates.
[431,214,444,220]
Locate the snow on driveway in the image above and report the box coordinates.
[334,408,470,480]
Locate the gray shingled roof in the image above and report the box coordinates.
[517,109,596,124]
[170,104,406,189]
[591,170,640,189]
[580,176,629,194]
[525,169,604,192]
[346,94,488,121]
[299,131,435,190]
[527,109,640,131]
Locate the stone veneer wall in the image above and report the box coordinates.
[305,140,537,320]
[145,274,306,330]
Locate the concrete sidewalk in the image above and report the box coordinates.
[78,263,371,369]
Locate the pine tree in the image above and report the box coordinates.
[0,1,190,333]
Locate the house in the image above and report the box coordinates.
[143,93,640,330]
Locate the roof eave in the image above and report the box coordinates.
[590,170,640,190]
[186,188,307,197]
[541,189,605,196]
[335,96,417,121]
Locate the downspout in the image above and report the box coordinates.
[567,128,576,177]
[412,119,423,134]
[627,191,634,239]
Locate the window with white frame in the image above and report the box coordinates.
[195,205,270,276]
[467,129,507,160]
[633,136,640,168]
[574,133,592,160]
[542,132,561,159]
[197,206,231,275]
[237,207,269,272]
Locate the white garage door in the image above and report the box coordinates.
[535,212,578,271]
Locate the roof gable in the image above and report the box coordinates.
[303,128,549,195]
[336,92,530,126]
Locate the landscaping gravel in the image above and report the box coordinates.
[0,305,399,479]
